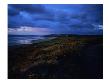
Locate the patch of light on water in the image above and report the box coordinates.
[18,39,32,44]
[8,35,57,46]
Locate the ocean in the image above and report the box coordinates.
[8,35,50,46]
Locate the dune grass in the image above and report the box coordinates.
[8,35,103,79]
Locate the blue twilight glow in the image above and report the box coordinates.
[8,4,103,35]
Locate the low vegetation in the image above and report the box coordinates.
[8,35,103,79]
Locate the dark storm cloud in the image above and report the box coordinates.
[8,4,54,28]
[9,4,46,15]
[83,4,103,24]
[8,4,103,35]
[8,6,19,16]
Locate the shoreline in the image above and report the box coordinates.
[8,35,103,79]
[8,36,57,47]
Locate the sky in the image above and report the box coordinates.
[8,4,103,35]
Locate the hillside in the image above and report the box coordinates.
[8,35,103,79]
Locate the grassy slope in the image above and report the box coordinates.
[8,35,103,79]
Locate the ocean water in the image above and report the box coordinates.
[8,35,48,46]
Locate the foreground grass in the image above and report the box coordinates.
[8,35,103,79]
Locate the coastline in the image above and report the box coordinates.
[8,35,103,79]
